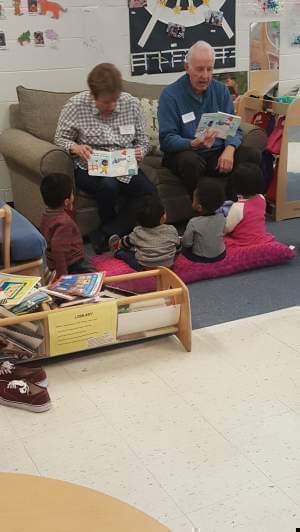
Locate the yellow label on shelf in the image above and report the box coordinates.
[48,301,118,356]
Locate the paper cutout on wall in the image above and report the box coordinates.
[17,30,31,45]
[82,7,103,54]
[0,30,7,49]
[204,9,224,27]
[287,9,300,47]
[0,3,6,19]
[246,0,284,15]
[28,0,38,14]
[129,0,236,75]
[34,31,44,45]
[38,0,67,19]
[166,22,185,39]
[45,28,59,47]
[13,0,24,16]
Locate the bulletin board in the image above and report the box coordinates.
[129,0,236,76]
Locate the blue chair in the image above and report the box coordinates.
[0,201,46,276]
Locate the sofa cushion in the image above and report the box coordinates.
[16,86,77,143]
[122,80,164,100]
[140,98,160,154]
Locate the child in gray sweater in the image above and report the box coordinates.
[182,178,226,262]
[109,195,180,270]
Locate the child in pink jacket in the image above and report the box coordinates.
[225,163,274,248]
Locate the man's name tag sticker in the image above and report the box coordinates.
[182,112,196,124]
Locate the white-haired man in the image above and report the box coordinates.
[158,41,260,199]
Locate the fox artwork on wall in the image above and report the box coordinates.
[38,0,67,19]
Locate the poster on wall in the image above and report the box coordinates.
[129,0,236,76]
[214,71,248,102]
[250,21,280,71]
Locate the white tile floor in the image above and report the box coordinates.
[1,306,300,531]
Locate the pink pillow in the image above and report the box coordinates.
[91,241,295,293]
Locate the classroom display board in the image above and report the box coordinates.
[129,0,236,76]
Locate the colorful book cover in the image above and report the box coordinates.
[0,274,40,308]
[49,272,104,298]
[88,149,138,178]
[196,112,241,140]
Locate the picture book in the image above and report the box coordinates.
[196,112,241,140]
[88,149,138,178]
[0,273,40,308]
[48,272,105,299]
[11,289,51,315]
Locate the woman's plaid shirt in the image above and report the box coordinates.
[54,91,150,183]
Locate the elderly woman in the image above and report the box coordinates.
[55,63,157,253]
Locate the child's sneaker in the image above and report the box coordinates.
[0,379,51,412]
[0,361,48,387]
[108,234,121,253]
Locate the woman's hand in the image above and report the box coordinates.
[70,143,93,161]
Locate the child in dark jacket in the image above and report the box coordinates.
[40,173,93,277]
[109,195,180,270]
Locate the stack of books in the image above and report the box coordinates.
[0,273,51,362]
[41,272,105,307]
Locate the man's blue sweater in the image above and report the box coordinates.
[158,74,242,153]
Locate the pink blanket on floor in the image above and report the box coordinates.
[91,239,296,293]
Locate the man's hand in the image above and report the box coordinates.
[191,129,217,149]
[216,145,235,174]
[70,143,93,161]
[135,146,143,161]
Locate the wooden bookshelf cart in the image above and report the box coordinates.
[0,268,192,362]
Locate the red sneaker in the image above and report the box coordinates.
[0,379,51,412]
[0,361,48,387]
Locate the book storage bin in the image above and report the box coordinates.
[0,268,192,363]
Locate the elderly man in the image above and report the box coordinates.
[158,41,260,198]
[55,63,157,253]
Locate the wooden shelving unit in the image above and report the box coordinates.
[237,91,300,221]
[0,268,192,362]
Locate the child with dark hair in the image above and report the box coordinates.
[108,195,180,270]
[40,173,93,277]
[225,163,273,247]
[182,178,226,262]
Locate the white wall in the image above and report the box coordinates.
[0,0,300,201]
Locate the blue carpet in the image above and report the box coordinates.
[189,218,300,329]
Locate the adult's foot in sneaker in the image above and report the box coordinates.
[0,361,48,387]
[0,379,51,412]
[108,234,121,253]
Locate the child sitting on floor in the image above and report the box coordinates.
[108,195,180,270]
[40,173,94,277]
[225,163,274,247]
[182,178,226,262]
